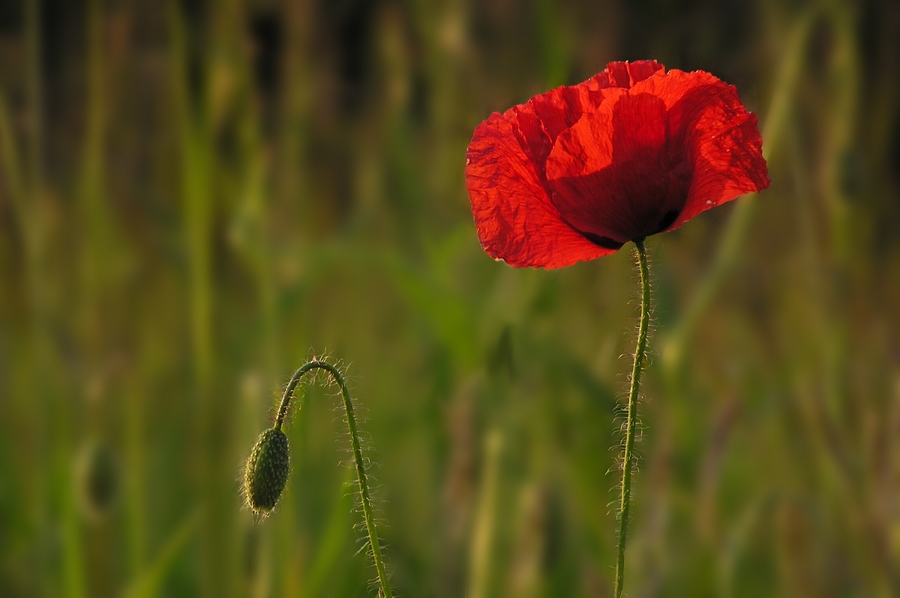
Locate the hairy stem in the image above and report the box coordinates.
[275,360,392,598]
[615,239,651,598]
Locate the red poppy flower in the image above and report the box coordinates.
[465,60,770,268]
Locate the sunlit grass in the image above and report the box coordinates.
[0,0,898,596]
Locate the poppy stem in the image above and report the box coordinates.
[274,360,393,598]
[615,238,651,598]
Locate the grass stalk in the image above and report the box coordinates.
[661,6,820,373]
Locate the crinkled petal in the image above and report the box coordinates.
[546,89,687,244]
[544,69,768,243]
[628,70,770,229]
[590,60,665,89]
[465,112,616,268]
[500,60,668,180]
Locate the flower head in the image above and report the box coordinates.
[465,60,770,268]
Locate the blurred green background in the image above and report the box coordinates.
[1,0,899,596]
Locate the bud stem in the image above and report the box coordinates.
[275,360,393,598]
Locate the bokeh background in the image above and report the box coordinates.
[1,0,899,596]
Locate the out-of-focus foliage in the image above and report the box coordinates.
[0,0,898,596]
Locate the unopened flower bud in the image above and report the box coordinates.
[243,428,290,514]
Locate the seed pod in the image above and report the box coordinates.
[243,428,290,514]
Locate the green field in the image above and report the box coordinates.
[1,1,898,596]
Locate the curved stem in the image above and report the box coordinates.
[275,360,393,598]
[614,239,651,598]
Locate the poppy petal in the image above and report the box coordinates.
[591,60,665,89]
[627,70,770,229]
[466,112,617,268]
[507,60,667,173]
[546,89,687,244]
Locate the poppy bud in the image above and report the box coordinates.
[243,428,290,514]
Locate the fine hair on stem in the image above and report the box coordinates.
[243,358,393,598]
[614,239,652,598]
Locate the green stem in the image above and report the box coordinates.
[275,360,393,598]
[614,239,651,598]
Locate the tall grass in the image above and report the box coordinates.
[0,0,898,596]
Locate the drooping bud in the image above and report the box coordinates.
[243,428,290,514]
